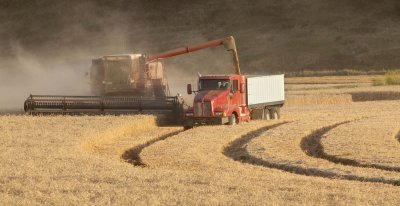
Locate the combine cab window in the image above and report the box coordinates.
[105,58,132,84]
[199,79,230,91]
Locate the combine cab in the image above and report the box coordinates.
[24,36,240,125]
[89,54,168,97]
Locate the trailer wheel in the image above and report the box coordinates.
[263,108,271,120]
[229,114,237,125]
[270,108,280,119]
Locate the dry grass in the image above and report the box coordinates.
[286,75,400,104]
[350,91,400,102]
[285,75,378,84]
[2,75,400,204]
[373,71,400,86]
[285,83,360,92]
[0,115,190,205]
[78,115,182,161]
[287,84,400,96]
[2,110,400,205]
[140,120,400,205]
[285,91,400,106]
[322,116,400,169]
[285,94,353,106]
[80,115,156,156]
[246,102,400,183]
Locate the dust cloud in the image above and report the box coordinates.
[0,44,90,110]
[0,1,142,110]
[0,1,239,111]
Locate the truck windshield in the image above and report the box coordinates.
[199,79,230,91]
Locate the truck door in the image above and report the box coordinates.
[230,78,241,111]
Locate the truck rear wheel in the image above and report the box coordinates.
[269,108,280,119]
[229,114,237,125]
[263,108,271,120]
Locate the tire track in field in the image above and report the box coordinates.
[397,132,400,144]
[224,121,400,186]
[122,129,184,166]
[301,122,400,173]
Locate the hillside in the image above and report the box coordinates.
[1,0,400,73]
[1,0,400,108]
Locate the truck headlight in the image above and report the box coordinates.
[185,112,193,117]
[215,112,223,117]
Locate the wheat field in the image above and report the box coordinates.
[322,115,400,169]
[1,75,400,205]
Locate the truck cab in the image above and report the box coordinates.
[184,74,285,128]
[184,75,251,127]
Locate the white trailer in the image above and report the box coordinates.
[246,74,285,119]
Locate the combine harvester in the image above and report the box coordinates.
[23,36,241,123]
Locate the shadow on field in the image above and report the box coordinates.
[122,130,183,167]
[224,121,400,186]
[350,91,400,102]
[397,132,400,144]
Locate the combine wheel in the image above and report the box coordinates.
[228,114,237,125]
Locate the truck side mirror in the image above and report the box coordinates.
[240,83,245,93]
[187,84,192,95]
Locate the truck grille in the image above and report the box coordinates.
[204,101,212,117]
[194,101,212,117]
[194,102,202,117]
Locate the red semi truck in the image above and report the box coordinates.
[184,74,285,128]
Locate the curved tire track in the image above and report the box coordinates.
[300,121,400,172]
[397,132,400,144]
[122,129,183,167]
[224,121,400,186]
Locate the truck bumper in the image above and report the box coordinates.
[184,117,229,126]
